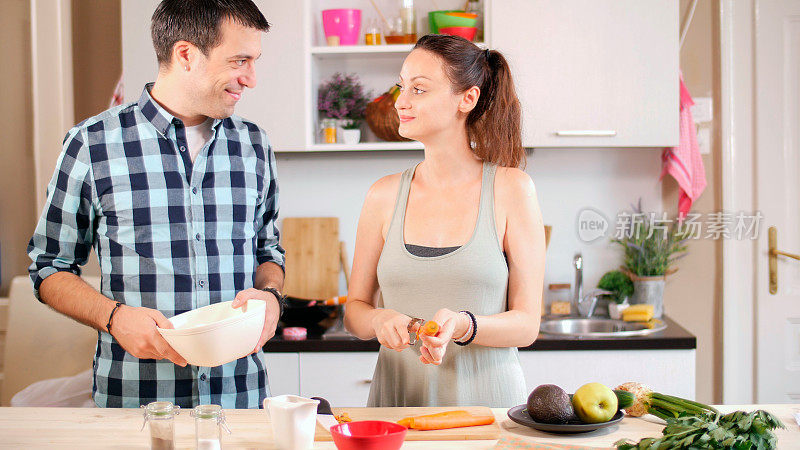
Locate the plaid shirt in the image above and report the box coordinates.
[28,84,285,409]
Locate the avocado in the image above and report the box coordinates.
[527,384,574,424]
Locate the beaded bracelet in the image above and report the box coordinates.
[454,310,477,346]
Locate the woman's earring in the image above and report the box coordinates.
[184,66,189,71]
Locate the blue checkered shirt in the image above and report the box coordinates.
[27,84,285,409]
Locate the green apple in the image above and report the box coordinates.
[571,382,618,423]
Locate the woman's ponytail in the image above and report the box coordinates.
[414,35,524,168]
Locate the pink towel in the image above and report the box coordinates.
[660,72,706,221]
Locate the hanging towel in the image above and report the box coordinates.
[108,73,124,108]
[660,72,706,221]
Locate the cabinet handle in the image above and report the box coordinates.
[555,130,617,137]
[361,379,372,384]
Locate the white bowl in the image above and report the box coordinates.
[157,300,266,367]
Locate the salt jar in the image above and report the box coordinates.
[191,404,231,450]
[141,401,180,450]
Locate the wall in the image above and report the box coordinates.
[276,149,665,297]
[72,0,122,124]
[0,0,37,297]
[660,0,723,404]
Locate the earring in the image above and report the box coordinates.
[184,66,189,71]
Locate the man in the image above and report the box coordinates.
[27,0,285,409]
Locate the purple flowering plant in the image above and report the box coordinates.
[318,72,371,128]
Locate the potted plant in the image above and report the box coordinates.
[611,200,690,318]
[339,119,362,145]
[317,72,370,144]
[597,270,634,319]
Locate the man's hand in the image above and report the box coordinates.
[110,305,188,367]
[232,288,281,354]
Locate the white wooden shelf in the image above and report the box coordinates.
[284,141,424,152]
[310,44,415,55]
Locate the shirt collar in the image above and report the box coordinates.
[138,83,224,137]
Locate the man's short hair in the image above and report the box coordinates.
[151,0,270,67]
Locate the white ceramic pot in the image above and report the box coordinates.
[608,299,630,320]
[341,128,361,145]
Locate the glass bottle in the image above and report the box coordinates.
[321,118,337,144]
[365,18,382,45]
[141,401,180,450]
[385,16,406,44]
[399,0,416,43]
[466,0,484,42]
[191,405,231,450]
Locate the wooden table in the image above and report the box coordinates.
[0,404,797,449]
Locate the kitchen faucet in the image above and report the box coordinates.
[572,253,612,317]
[572,254,583,313]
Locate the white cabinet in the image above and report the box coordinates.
[490,0,679,148]
[299,352,379,407]
[264,352,300,396]
[518,349,696,399]
[265,349,694,403]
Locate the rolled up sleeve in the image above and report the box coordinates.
[254,142,285,271]
[27,128,96,301]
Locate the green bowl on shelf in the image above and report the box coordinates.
[428,10,477,34]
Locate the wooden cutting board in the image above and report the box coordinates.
[314,407,501,441]
[281,217,340,299]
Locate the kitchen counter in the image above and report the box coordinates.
[264,316,695,352]
[1,404,796,448]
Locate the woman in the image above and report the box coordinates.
[344,34,546,408]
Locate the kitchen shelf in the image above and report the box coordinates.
[310,44,415,55]
[301,141,423,152]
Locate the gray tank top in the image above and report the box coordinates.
[367,161,528,407]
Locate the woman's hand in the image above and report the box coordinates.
[371,309,419,352]
[418,309,470,365]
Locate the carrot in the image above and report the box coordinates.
[397,410,493,430]
[410,414,495,431]
[419,320,440,337]
[396,410,471,428]
[396,417,413,428]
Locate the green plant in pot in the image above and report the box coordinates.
[317,72,370,145]
[597,270,634,318]
[611,200,690,318]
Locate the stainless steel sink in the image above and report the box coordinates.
[539,317,667,337]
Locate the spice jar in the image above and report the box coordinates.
[321,118,337,143]
[191,405,231,450]
[141,401,180,450]
[365,18,382,45]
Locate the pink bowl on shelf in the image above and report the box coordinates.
[438,26,478,41]
[322,9,362,46]
[330,420,407,450]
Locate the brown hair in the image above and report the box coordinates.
[151,0,270,67]
[413,34,524,168]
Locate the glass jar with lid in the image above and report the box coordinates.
[191,404,231,450]
[141,401,180,450]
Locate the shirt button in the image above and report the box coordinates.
[198,280,205,288]
[179,145,186,152]
[195,233,201,241]
[192,187,198,195]
[200,373,207,381]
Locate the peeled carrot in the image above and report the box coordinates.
[396,410,493,430]
[397,417,413,428]
[419,320,440,337]
[410,414,495,431]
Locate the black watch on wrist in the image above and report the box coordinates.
[260,287,285,318]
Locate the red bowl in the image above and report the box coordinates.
[438,26,478,41]
[330,420,407,450]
